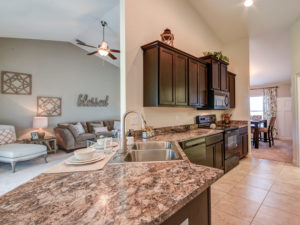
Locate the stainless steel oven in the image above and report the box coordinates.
[209,90,230,110]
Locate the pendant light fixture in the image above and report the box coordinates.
[244,0,253,7]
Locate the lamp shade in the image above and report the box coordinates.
[33,117,48,129]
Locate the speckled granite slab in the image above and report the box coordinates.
[0,128,224,225]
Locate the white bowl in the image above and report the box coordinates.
[74,148,95,161]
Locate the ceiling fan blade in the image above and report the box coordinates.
[76,39,97,48]
[110,49,120,53]
[87,51,98,55]
[108,52,117,60]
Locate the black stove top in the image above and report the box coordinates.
[196,114,239,132]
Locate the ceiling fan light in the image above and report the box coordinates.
[100,41,108,49]
[244,0,253,7]
[98,49,109,56]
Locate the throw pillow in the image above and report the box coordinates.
[94,126,108,133]
[113,121,121,130]
[0,129,14,145]
[74,122,85,135]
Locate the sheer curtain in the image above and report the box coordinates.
[263,87,277,136]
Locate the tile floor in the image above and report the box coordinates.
[211,156,300,225]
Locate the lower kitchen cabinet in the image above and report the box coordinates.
[161,188,211,225]
[206,133,224,170]
[238,127,249,159]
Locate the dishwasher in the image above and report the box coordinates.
[180,137,213,167]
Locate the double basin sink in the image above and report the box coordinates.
[124,141,183,162]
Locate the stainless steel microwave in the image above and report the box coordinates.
[209,90,230,110]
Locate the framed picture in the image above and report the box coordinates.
[31,132,39,141]
[37,96,62,117]
[1,71,32,95]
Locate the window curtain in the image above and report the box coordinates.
[263,87,277,136]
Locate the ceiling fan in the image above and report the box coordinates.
[76,20,120,60]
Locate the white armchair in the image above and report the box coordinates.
[0,125,47,172]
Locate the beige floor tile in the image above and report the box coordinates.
[239,174,274,191]
[277,165,300,185]
[229,184,268,203]
[263,192,300,217]
[214,194,261,222]
[270,181,300,199]
[211,208,250,225]
[252,205,300,225]
[211,179,236,193]
[211,189,227,207]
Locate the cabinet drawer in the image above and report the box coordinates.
[239,127,248,135]
[206,133,223,145]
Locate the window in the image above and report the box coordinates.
[250,96,263,117]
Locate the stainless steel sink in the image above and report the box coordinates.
[124,149,182,162]
[131,141,172,150]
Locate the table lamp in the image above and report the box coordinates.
[33,117,48,139]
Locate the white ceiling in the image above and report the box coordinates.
[0,0,120,66]
[188,0,300,86]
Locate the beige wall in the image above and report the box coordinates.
[291,17,300,166]
[124,0,250,129]
[223,38,250,120]
[0,38,120,138]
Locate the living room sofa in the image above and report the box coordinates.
[54,120,120,152]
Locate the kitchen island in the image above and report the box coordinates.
[0,128,223,225]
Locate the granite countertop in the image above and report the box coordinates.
[0,128,223,225]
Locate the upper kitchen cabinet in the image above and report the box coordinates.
[227,71,236,108]
[199,55,229,92]
[142,41,207,107]
[189,59,208,108]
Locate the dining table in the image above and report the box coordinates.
[251,119,268,149]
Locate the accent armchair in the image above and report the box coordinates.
[0,125,47,172]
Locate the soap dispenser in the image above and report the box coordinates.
[126,129,134,145]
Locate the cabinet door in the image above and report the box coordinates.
[214,142,224,169]
[242,134,248,156]
[205,145,215,167]
[175,54,188,106]
[228,73,236,108]
[220,63,228,91]
[159,48,175,105]
[211,60,220,90]
[189,59,199,106]
[238,135,243,158]
[199,63,208,107]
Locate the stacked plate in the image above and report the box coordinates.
[93,141,119,149]
[65,152,105,165]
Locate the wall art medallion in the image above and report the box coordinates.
[77,94,109,107]
[37,96,62,117]
[1,71,32,95]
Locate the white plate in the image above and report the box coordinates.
[92,141,119,149]
[65,153,105,165]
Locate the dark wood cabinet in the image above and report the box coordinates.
[199,55,229,92]
[206,133,224,170]
[142,41,196,107]
[228,71,236,108]
[220,63,228,91]
[238,127,248,159]
[161,188,211,225]
[160,48,175,105]
[189,59,208,108]
[215,142,224,169]
[174,54,188,106]
[205,145,215,167]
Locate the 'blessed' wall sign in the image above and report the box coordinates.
[77,94,109,107]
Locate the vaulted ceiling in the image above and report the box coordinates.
[188,0,300,86]
[0,0,120,66]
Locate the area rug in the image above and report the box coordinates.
[251,139,293,163]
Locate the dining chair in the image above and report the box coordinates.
[258,117,276,147]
